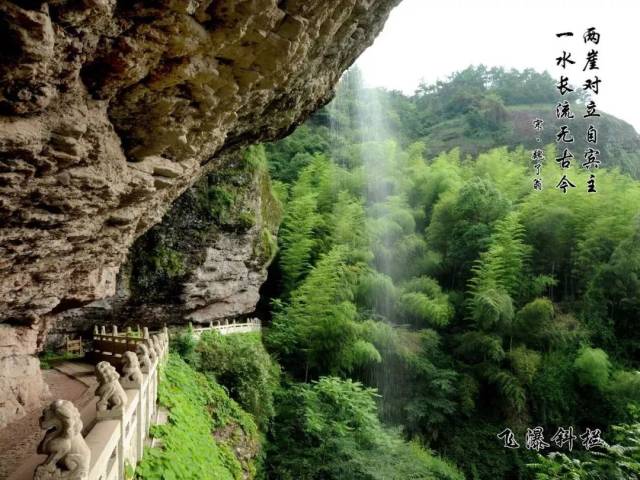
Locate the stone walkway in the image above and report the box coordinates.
[0,362,98,480]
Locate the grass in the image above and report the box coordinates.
[39,351,83,370]
[136,354,260,480]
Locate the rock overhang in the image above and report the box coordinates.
[0,0,401,427]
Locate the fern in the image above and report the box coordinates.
[528,421,640,479]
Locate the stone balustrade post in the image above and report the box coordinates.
[95,361,126,480]
[31,328,170,480]
[121,351,144,463]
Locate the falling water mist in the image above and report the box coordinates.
[340,69,406,423]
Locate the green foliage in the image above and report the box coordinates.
[466,212,530,310]
[454,331,505,364]
[466,287,514,333]
[204,186,237,224]
[508,346,542,385]
[267,246,379,378]
[528,419,640,479]
[197,331,281,430]
[573,347,611,390]
[131,238,188,303]
[38,350,81,370]
[261,66,640,478]
[427,178,511,288]
[485,366,527,413]
[403,331,459,434]
[129,147,280,303]
[585,222,640,360]
[254,227,278,265]
[356,271,398,318]
[137,355,259,480]
[170,325,199,367]
[276,159,327,294]
[397,291,453,328]
[529,350,578,426]
[150,246,185,278]
[513,298,555,347]
[266,377,463,480]
[125,461,135,480]
[608,370,640,403]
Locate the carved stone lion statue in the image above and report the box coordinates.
[34,399,90,480]
[121,351,143,385]
[152,335,162,357]
[95,361,127,412]
[136,343,152,372]
[145,339,157,364]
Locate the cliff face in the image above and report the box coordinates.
[0,0,400,427]
[49,148,281,346]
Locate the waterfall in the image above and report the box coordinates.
[323,67,410,422]
[354,74,398,298]
[356,82,393,204]
[351,69,401,422]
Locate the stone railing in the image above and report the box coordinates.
[190,317,262,336]
[32,329,169,480]
[91,325,154,367]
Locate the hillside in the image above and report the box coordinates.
[424,105,640,174]
[267,66,640,182]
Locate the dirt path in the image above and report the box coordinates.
[0,363,97,480]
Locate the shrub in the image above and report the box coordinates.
[171,326,200,367]
[137,355,259,479]
[266,377,463,480]
[197,331,280,430]
[573,347,611,390]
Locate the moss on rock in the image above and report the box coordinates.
[129,148,282,304]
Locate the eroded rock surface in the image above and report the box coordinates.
[49,149,281,345]
[1,0,401,426]
[0,323,49,425]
